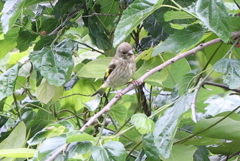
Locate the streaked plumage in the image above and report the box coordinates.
[91,42,136,96]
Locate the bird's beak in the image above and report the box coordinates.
[128,50,134,55]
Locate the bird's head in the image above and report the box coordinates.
[116,42,134,60]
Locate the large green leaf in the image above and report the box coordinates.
[109,105,127,126]
[164,10,194,22]
[142,133,161,161]
[131,113,154,134]
[212,59,240,89]
[113,0,163,46]
[77,57,112,79]
[35,136,66,161]
[165,145,197,161]
[17,30,38,52]
[66,131,95,143]
[0,40,17,60]
[0,64,19,101]
[153,93,193,159]
[36,80,63,104]
[152,24,205,55]
[204,94,240,116]
[0,148,37,158]
[29,40,74,86]
[194,116,240,140]
[195,0,230,42]
[91,141,126,161]
[208,140,240,156]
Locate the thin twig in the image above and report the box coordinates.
[203,81,240,93]
[82,13,119,17]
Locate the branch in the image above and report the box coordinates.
[48,4,85,36]
[203,81,240,93]
[47,31,240,161]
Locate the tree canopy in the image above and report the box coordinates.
[1,0,240,160]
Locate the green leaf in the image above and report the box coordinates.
[194,116,240,140]
[153,93,193,159]
[113,0,163,46]
[4,26,20,43]
[0,148,37,158]
[208,140,240,156]
[17,30,38,52]
[131,114,154,134]
[164,10,194,22]
[66,142,92,158]
[142,133,161,161]
[66,132,95,143]
[0,64,19,101]
[0,40,17,60]
[109,105,127,126]
[30,40,74,86]
[165,144,197,161]
[152,24,205,55]
[0,122,26,149]
[177,73,195,95]
[195,0,230,42]
[36,136,66,161]
[36,80,63,104]
[204,94,240,116]
[212,58,240,89]
[91,141,127,161]
[94,0,119,31]
[193,146,210,161]
[84,96,101,111]
[77,57,112,79]
[1,0,23,33]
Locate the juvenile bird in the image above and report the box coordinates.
[91,42,136,97]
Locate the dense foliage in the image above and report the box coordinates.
[1,0,240,160]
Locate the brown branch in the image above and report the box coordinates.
[47,30,240,161]
[203,81,240,93]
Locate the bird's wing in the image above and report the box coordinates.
[103,63,116,81]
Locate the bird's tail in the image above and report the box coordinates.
[91,86,107,97]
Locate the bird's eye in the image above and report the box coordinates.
[122,51,127,54]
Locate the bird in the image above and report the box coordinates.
[91,42,136,97]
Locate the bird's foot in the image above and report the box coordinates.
[128,80,142,86]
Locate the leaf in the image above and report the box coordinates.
[164,10,194,22]
[193,146,210,161]
[131,114,154,134]
[0,122,26,150]
[113,0,163,46]
[142,133,161,161]
[66,131,95,143]
[109,105,128,126]
[91,141,127,161]
[66,142,92,158]
[165,144,197,161]
[36,80,63,104]
[1,0,23,33]
[152,24,205,55]
[177,73,195,95]
[208,140,240,156]
[195,0,230,42]
[0,148,37,158]
[204,94,240,116]
[153,93,193,159]
[194,116,240,140]
[212,58,240,89]
[0,64,19,101]
[0,40,17,60]
[17,30,38,52]
[77,57,112,79]
[36,136,66,161]
[83,96,101,111]
[30,40,74,86]
[4,26,20,43]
